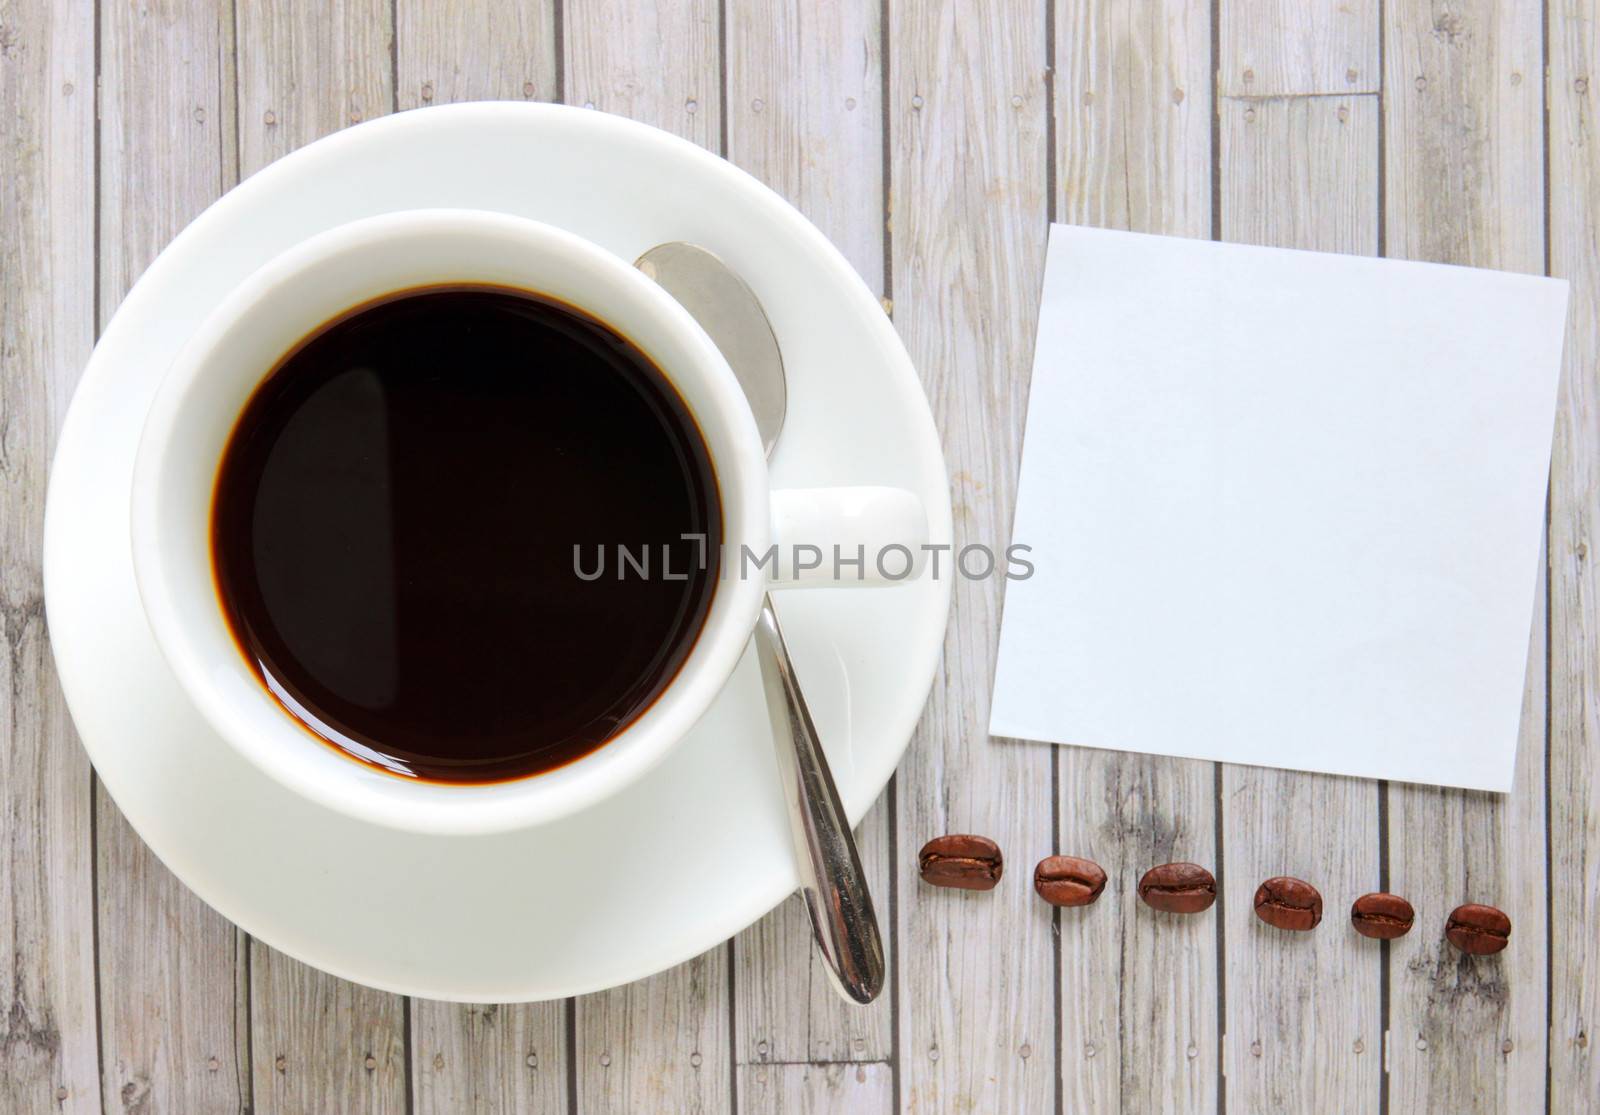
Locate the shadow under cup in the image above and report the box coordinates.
[209,281,726,785]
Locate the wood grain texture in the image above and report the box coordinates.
[1383,0,1544,272]
[1220,0,1379,96]
[738,1062,893,1113]
[390,5,572,1109]
[96,3,249,1109]
[1382,3,1548,1110]
[0,1,100,1111]
[1056,0,1212,238]
[574,950,733,1114]
[564,0,721,147]
[890,1,1053,1111]
[725,0,883,292]
[1053,3,1219,1112]
[1217,92,1383,1115]
[1056,758,1219,1113]
[723,0,893,1071]
[562,5,733,1110]
[1220,95,1379,254]
[732,820,893,1067]
[94,811,250,1114]
[394,0,558,109]
[249,947,407,1115]
[1548,2,1600,1108]
[411,1001,566,1115]
[732,816,893,1067]
[235,0,391,170]
[1383,609,1549,1114]
[232,5,410,1112]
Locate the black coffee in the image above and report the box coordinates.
[212,285,721,783]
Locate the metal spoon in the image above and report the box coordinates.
[636,242,886,1005]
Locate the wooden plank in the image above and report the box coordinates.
[96,2,249,1109]
[564,0,721,148]
[1053,3,1218,1111]
[1220,96,1379,254]
[1220,0,1379,96]
[732,809,893,1067]
[723,0,893,1070]
[1055,757,1219,1112]
[1217,94,1384,1113]
[1381,1,1548,1111]
[394,0,558,109]
[93,815,249,1113]
[573,949,732,1114]
[1383,0,1545,271]
[889,1,1053,1111]
[0,1,101,1111]
[1384,596,1549,1113]
[231,4,410,1111]
[411,1002,566,1115]
[391,5,571,1111]
[235,0,391,169]
[1057,0,1212,237]
[562,5,733,1111]
[724,0,884,296]
[738,1062,894,1113]
[1548,2,1600,1107]
[249,947,407,1115]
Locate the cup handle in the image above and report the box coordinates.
[765,486,928,587]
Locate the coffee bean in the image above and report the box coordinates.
[1253,876,1322,931]
[1350,892,1414,939]
[1445,903,1511,955]
[919,835,1003,891]
[1034,856,1107,907]
[1137,862,1216,913]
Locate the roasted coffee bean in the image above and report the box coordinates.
[1445,903,1511,955]
[919,835,1003,891]
[1350,892,1414,939]
[1034,856,1107,907]
[1137,862,1216,913]
[1253,876,1322,931]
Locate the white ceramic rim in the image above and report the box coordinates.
[129,209,770,835]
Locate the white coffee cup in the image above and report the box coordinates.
[129,209,927,835]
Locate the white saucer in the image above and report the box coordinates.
[44,103,952,1001]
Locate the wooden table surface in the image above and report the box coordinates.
[4,1,1598,1112]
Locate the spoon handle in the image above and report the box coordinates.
[754,595,886,1004]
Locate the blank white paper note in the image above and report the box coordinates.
[988,225,1569,791]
